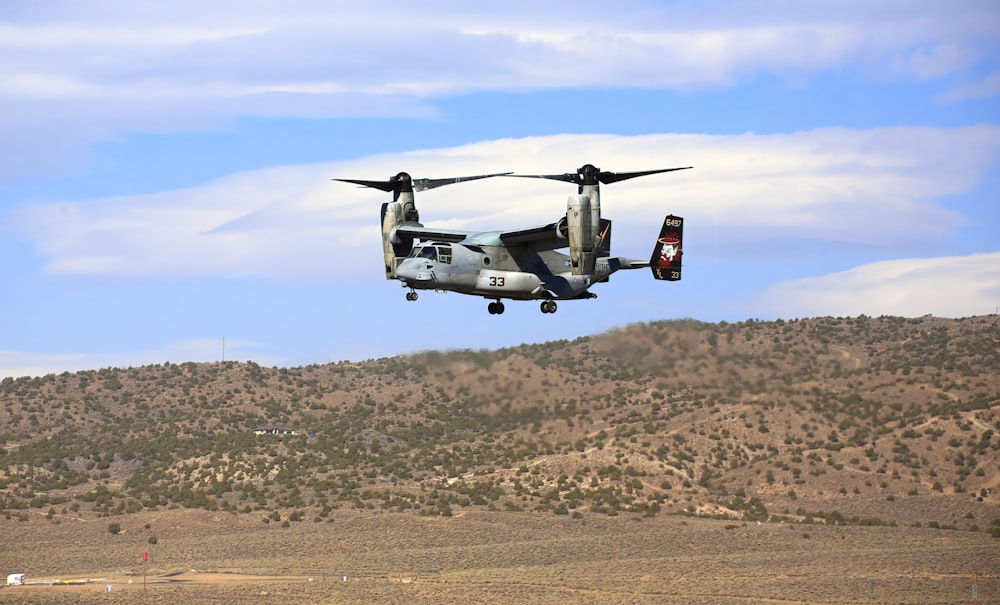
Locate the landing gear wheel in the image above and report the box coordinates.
[540,300,557,314]
[405,291,418,301]
[487,301,505,315]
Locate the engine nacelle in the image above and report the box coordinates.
[565,191,601,275]
[381,201,417,279]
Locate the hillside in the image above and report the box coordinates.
[2,315,998,535]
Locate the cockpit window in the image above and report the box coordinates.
[408,244,451,263]
[436,245,452,264]
[408,245,437,260]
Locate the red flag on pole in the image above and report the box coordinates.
[142,551,147,562]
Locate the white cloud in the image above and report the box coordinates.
[1,1,997,179]
[0,337,278,380]
[12,127,998,278]
[14,164,367,278]
[754,252,1000,318]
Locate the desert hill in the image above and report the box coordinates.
[1,315,998,535]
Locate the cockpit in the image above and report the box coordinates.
[408,243,452,264]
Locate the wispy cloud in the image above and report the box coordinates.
[11,127,998,278]
[939,70,1000,102]
[754,252,1000,319]
[1,1,997,180]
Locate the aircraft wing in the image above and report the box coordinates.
[499,222,565,251]
[393,223,473,244]
[500,218,611,253]
[396,220,571,251]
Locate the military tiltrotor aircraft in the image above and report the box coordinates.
[333,164,689,314]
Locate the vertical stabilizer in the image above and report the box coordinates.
[650,215,683,281]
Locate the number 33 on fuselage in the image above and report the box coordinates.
[333,164,689,315]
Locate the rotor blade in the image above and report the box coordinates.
[413,172,513,192]
[598,167,693,184]
[504,172,582,184]
[507,165,693,186]
[333,172,512,195]
[331,178,400,192]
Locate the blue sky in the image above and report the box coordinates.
[2,1,999,377]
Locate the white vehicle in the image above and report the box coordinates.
[7,573,25,586]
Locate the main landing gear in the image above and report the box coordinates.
[405,290,418,301]
[486,300,556,314]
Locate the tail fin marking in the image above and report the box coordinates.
[650,214,682,281]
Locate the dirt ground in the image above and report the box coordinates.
[0,509,996,604]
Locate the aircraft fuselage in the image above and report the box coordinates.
[393,234,631,301]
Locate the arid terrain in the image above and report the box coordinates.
[1,509,996,604]
[1,315,998,603]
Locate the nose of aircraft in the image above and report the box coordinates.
[394,257,430,282]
